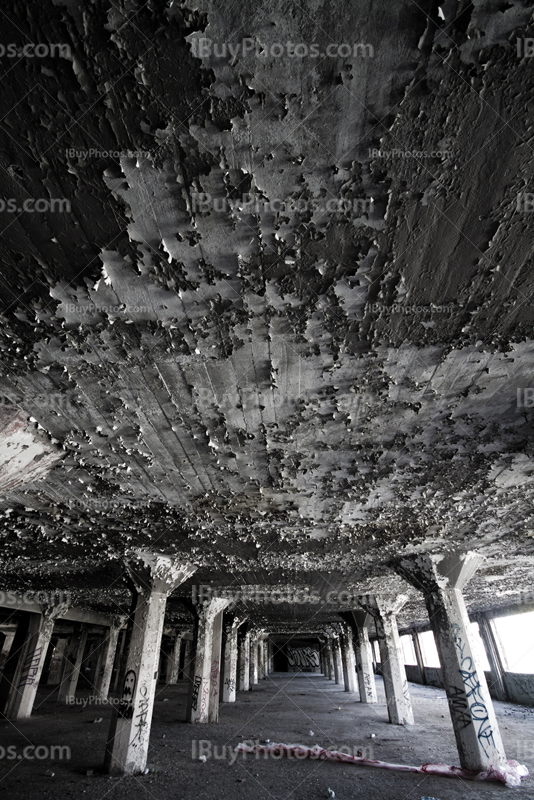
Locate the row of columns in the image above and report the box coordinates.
[0,549,511,778]
[327,553,508,772]
[0,608,132,722]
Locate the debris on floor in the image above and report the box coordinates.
[235,742,530,787]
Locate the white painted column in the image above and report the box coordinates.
[250,636,259,684]
[340,626,358,692]
[222,619,241,702]
[208,608,225,722]
[394,552,507,770]
[352,610,377,703]
[105,553,196,774]
[188,598,229,723]
[333,637,343,685]
[360,595,414,725]
[238,631,250,691]
[57,624,88,704]
[96,617,125,701]
[166,632,184,685]
[258,636,265,679]
[5,600,69,720]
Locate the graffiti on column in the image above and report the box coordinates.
[210,659,220,698]
[224,677,236,693]
[287,647,320,669]
[130,684,149,746]
[451,623,495,756]
[18,646,44,687]
[191,675,202,711]
[200,677,210,717]
[447,684,472,729]
[118,669,137,719]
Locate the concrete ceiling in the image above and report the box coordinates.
[1,0,534,628]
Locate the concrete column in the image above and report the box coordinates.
[394,552,507,771]
[96,618,125,701]
[412,630,426,685]
[208,608,225,721]
[269,639,274,673]
[187,598,229,723]
[250,636,259,685]
[0,614,30,712]
[111,630,127,693]
[5,600,69,720]
[238,631,250,690]
[325,640,334,680]
[166,632,184,685]
[57,624,88,705]
[258,637,265,679]
[352,611,377,703]
[84,637,103,690]
[340,627,358,692]
[0,631,15,667]
[476,614,507,702]
[47,637,67,684]
[183,638,193,681]
[359,595,414,725]
[263,640,269,677]
[222,619,241,702]
[332,637,343,684]
[105,553,196,774]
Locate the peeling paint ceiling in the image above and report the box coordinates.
[1,0,534,628]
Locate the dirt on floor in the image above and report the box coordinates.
[0,674,532,800]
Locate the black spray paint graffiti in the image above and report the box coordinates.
[118,669,136,720]
[447,685,472,730]
[451,623,495,757]
[130,684,150,747]
[287,647,320,668]
[191,675,202,711]
[18,646,44,687]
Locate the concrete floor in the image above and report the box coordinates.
[0,674,532,799]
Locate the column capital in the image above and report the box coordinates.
[195,597,230,621]
[108,614,127,629]
[359,594,409,617]
[124,551,196,595]
[352,609,373,629]
[393,551,484,593]
[40,595,70,621]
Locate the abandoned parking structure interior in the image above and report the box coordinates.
[1,1,534,798]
